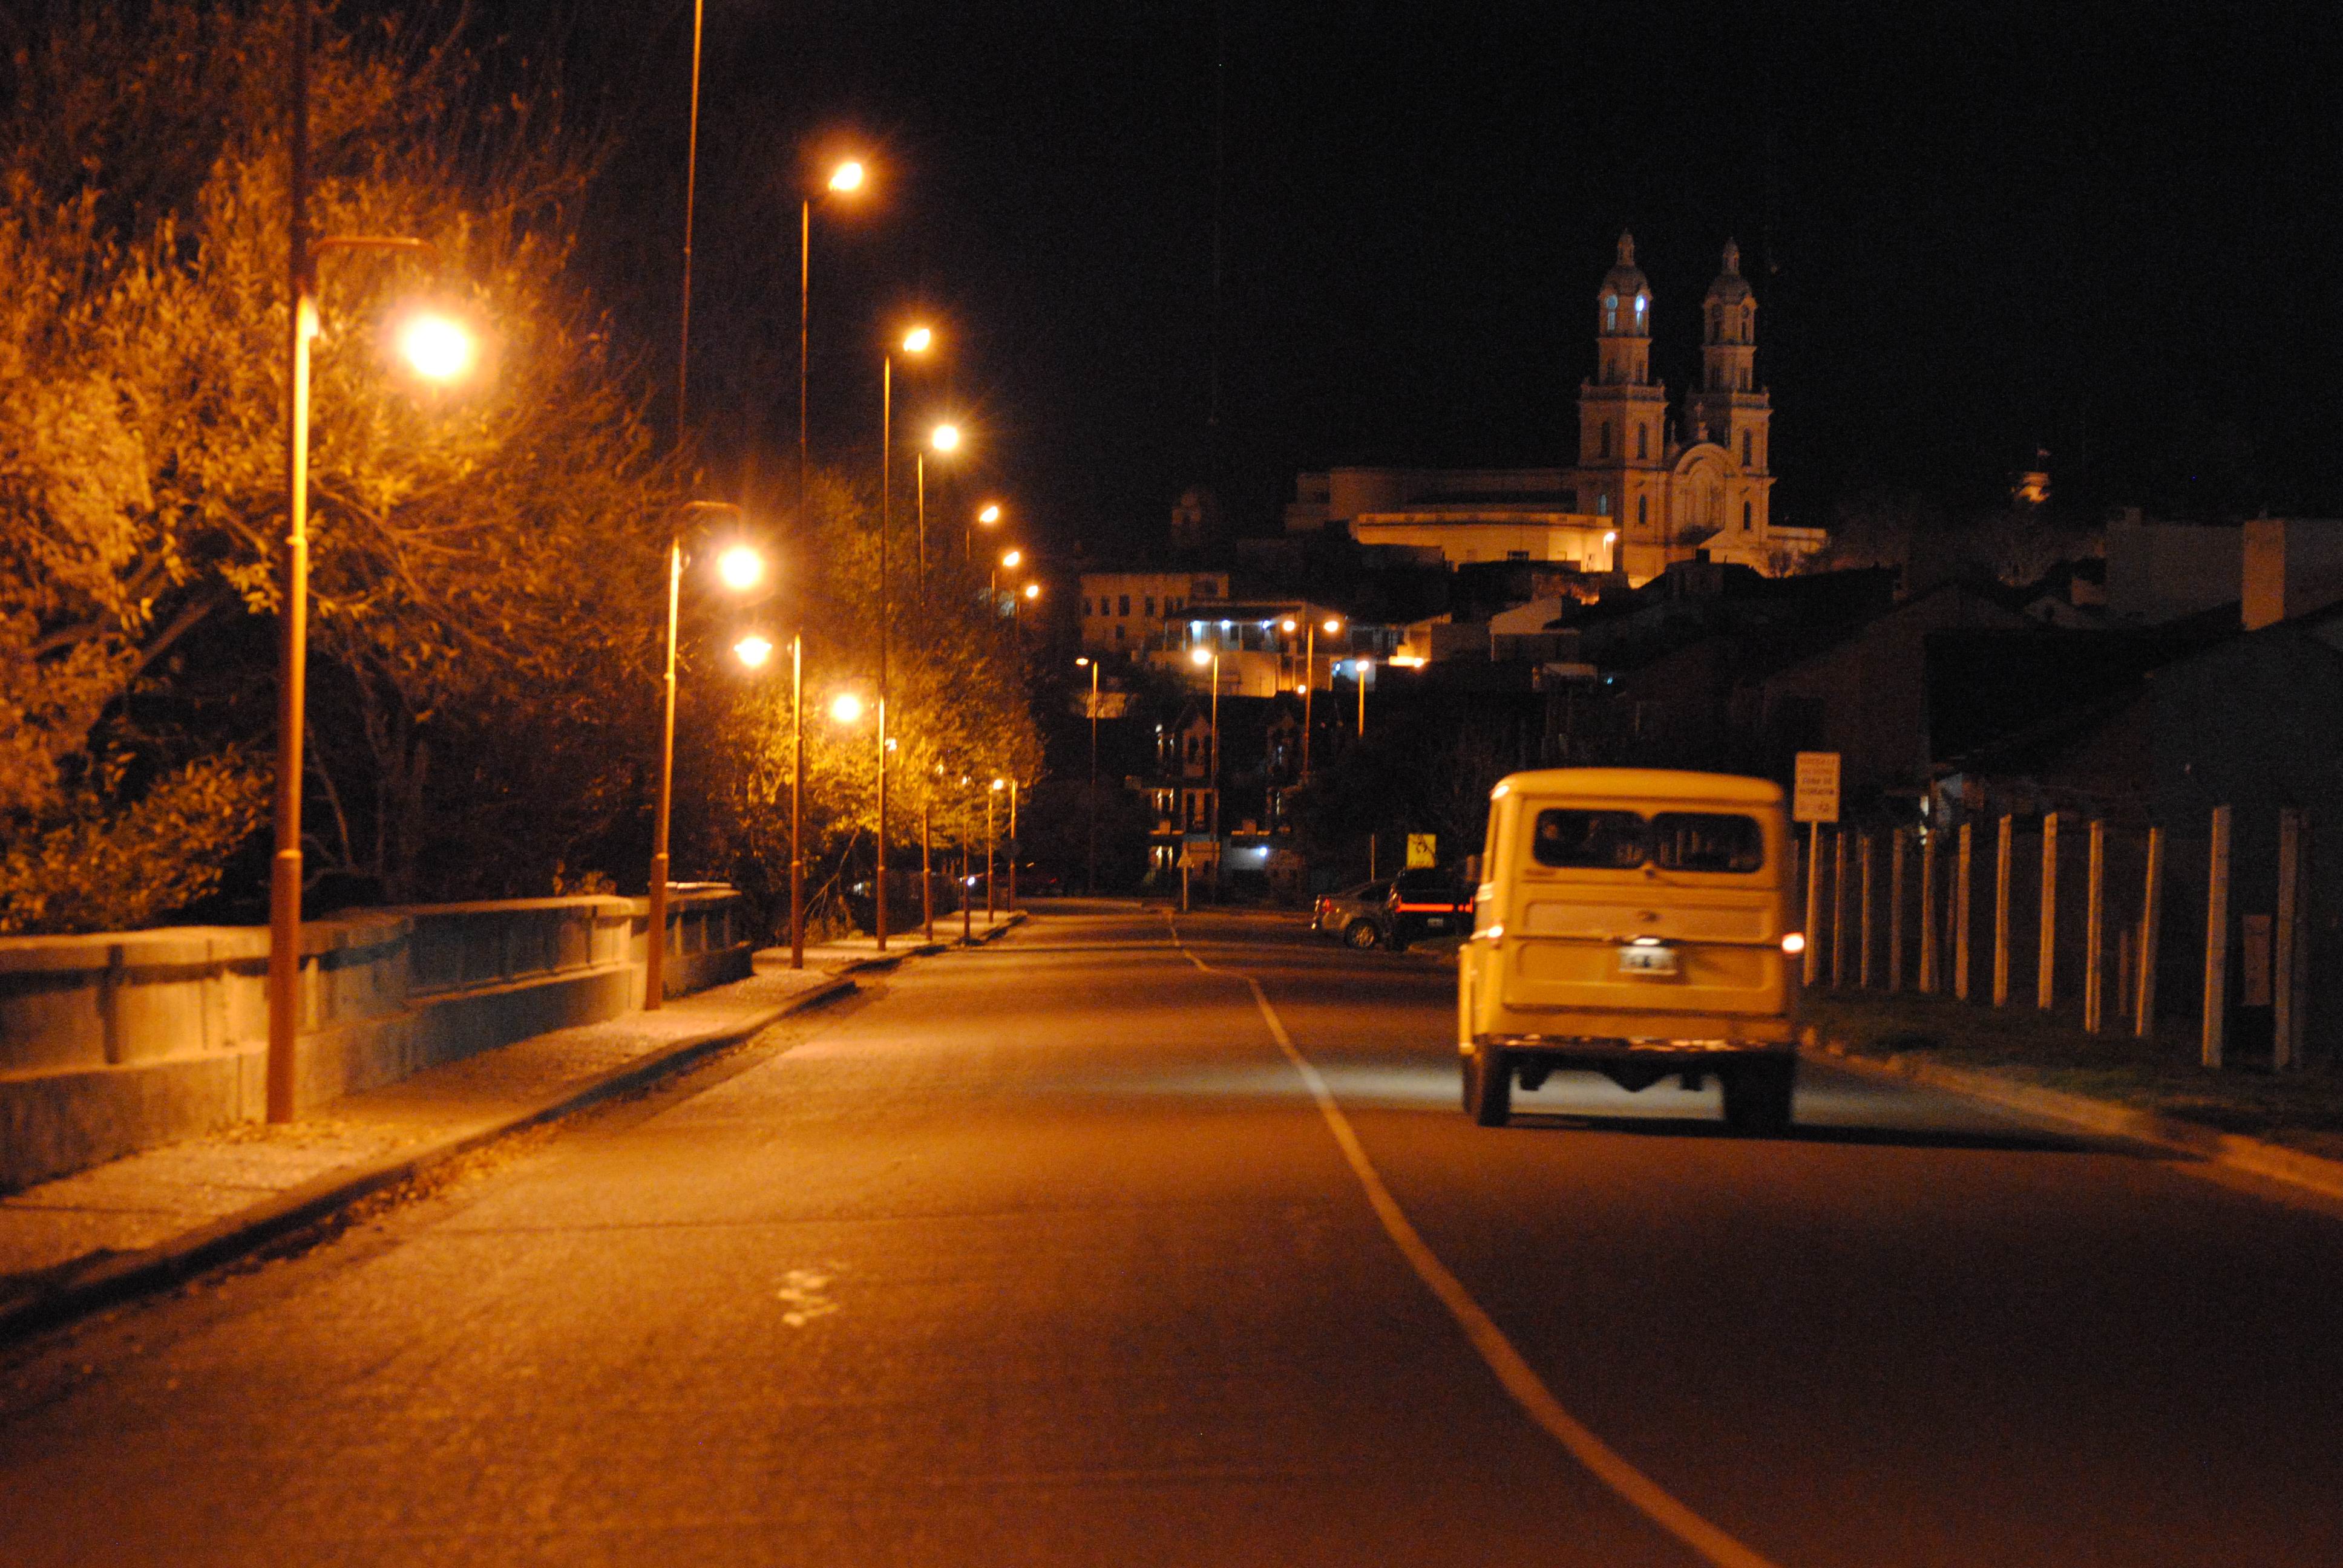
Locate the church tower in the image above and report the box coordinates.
[1687,240,1774,540]
[1576,232,1670,557]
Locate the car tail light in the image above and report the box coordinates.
[1780,931,1806,956]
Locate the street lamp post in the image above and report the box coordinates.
[1190,644,1221,901]
[799,158,866,528]
[1280,614,1343,784]
[647,506,762,1010]
[1076,656,1099,894]
[269,2,476,1121]
[986,779,1001,918]
[918,422,960,580]
[1007,780,1020,913]
[874,328,936,953]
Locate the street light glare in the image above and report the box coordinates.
[733,635,773,668]
[1023,583,1040,600]
[1001,549,1023,569]
[398,313,475,382]
[830,693,865,724]
[1280,618,1297,632]
[716,544,765,591]
[1075,656,1090,667]
[1190,646,1212,667]
[930,422,962,452]
[1324,618,1343,633]
[828,159,867,194]
[902,325,933,353]
[977,503,1001,524]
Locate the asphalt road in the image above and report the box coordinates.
[4,904,2340,1566]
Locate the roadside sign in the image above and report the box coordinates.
[1406,833,1437,869]
[1179,843,1213,871]
[1793,752,1841,825]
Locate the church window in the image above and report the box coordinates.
[1597,494,1611,517]
[1634,295,1647,327]
[1636,424,1648,460]
[1743,501,1754,531]
[1599,422,1611,459]
[1603,293,1618,332]
[1741,305,1751,338]
[1742,430,1752,465]
[1709,304,1721,342]
[1637,495,1648,526]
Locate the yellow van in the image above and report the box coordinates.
[1457,768,1803,1132]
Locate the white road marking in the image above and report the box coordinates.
[776,1267,841,1327]
[1172,924,1784,1568]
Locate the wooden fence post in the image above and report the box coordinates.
[2037,812,2059,1010]
[1832,828,1850,989]
[1993,814,2014,1007]
[1859,832,1876,989]
[2083,819,2106,1033]
[1889,828,1908,993]
[1803,822,1821,987]
[2203,805,2230,1070]
[2135,825,2162,1039]
[2275,808,2306,1071]
[1955,822,1975,1001]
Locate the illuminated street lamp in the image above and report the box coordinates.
[267,1,480,1122]
[1075,656,1099,894]
[988,779,1004,918]
[1279,612,1343,782]
[646,506,765,1011]
[797,154,869,526]
[736,630,810,968]
[917,420,962,578]
[969,500,1003,563]
[1190,643,1221,894]
[991,547,1024,612]
[873,325,937,952]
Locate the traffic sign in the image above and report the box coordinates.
[1793,752,1841,824]
[1406,833,1438,869]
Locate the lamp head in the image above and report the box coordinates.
[733,635,774,669]
[715,544,765,592]
[1075,656,1090,668]
[398,313,476,382]
[1000,549,1022,569]
[929,422,961,453]
[1280,618,1297,633]
[1323,617,1343,633]
[829,693,865,724]
[901,324,933,354]
[828,159,867,194]
[977,503,1001,524]
[1190,646,1211,668]
[1023,583,1040,601]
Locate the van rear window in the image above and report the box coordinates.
[1530,809,1765,873]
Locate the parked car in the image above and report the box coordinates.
[1457,768,1801,1132]
[1381,866,1475,951]
[1311,880,1392,949]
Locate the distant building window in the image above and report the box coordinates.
[1597,494,1611,517]
[1113,624,1126,643]
[1082,597,1092,616]
[1118,595,1130,616]
[1637,495,1648,526]
[1508,549,1530,561]
[1636,424,1648,460]
[1144,595,1156,617]
[1600,422,1612,459]
[1743,501,1754,531]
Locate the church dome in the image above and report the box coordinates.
[1704,239,1752,306]
[1601,230,1650,302]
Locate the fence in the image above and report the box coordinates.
[1797,808,2324,1070]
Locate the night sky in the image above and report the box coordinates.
[467,0,2343,563]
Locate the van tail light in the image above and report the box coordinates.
[1780,931,1807,956]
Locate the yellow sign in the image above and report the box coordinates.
[1792,752,1841,825]
[1406,834,1437,869]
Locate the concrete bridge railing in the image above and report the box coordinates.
[0,886,753,1191]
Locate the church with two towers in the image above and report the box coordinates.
[1285,233,1821,584]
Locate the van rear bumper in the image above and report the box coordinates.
[1469,1014,1797,1055]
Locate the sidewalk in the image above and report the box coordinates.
[0,911,1024,1342]
[1804,991,2343,1201]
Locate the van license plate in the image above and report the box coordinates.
[1617,943,1678,976]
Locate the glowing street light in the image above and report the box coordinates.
[831,691,865,724]
[978,503,1001,524]
[1076,656,1100,894]
[1002,549,1023,569]
[1191,642,1222,895]
[917,419,961,577]
[398,313,476,382]
[733,634,773,668]
[716,544,765,591]
[828,158,867,194]
[1023,582,1041,601]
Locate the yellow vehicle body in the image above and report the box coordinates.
[1457,768,1801,1130]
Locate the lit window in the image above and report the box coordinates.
[1597,494,1611,517]
[1603,293,1617,332]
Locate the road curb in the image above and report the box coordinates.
[0,973,868,1348]
[1805,1033,2343,1203]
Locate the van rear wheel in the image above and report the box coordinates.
[1466,1044,1512,1127]
[1344,919,1381,950]
[1722,1059,1795,1136]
